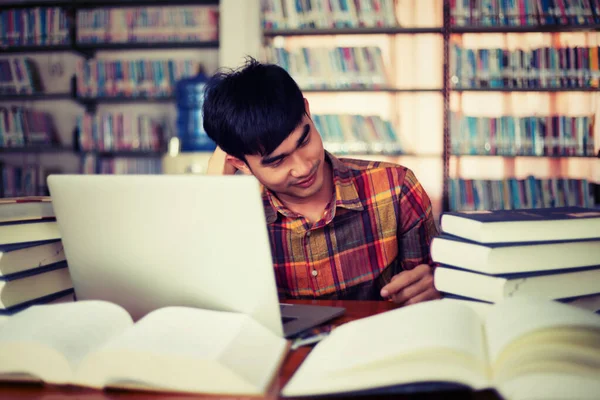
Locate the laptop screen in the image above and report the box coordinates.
[48,174,284,337]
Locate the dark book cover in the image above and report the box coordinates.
[0,260,68,281]
[0,217,56,227]
[436,262,600,280]
[436,232,600,248]
[0,288,74,315]
[0,238,61,253]
[443,206,600,223]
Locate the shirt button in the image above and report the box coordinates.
[311,269,318,277]
[306,231,311,237]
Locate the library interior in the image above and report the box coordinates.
[1,1,600,400]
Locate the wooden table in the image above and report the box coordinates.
[0,300,500,400]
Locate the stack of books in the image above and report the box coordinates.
[0,197,74,322]
[431,207,600,314]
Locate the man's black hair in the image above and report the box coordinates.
[202,57,306,161]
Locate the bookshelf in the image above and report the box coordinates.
[0,146,74,154]
[0,0,220,196]
[448,0,599,211]
[1,45,76,54]
[0,93,75,101]
[260,0,600,215]
[451,25,600,33]
[77,95,176,113]
[263,27,444,35]
[74,41,219,53]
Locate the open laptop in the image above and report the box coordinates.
[47,174,344,338]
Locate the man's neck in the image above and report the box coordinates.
[277,161,334,224]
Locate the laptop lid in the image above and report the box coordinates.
[47,174,284,337]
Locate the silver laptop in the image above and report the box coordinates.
[47,174,344,338]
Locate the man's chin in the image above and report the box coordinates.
[295,175,324,198]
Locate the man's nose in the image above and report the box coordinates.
[289,153,312,178]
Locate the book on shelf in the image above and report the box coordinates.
[262,0,400,30]
[0,261,73,312]
[76,5,218,44]
[0,7,70,47]
[450,0,600,27]
[312,114,402,155]
[0,106,60,148]
[0,163,48,197]
[439,206,600,243]
[282,296,600,399]
[449,177,594,212]
[76,112,164,153]
[0,58,44,95]
[264,46,389,90]
[76,59,198,99]
[0,239,65,278]
[450,44,600,90]
[81,155,162,175]
[450,112,595,157]
[0,300,289,396]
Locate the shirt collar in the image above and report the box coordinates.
[263,151,364,224]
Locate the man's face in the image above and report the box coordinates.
[242,113,327,202]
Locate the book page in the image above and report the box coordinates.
[497,373,600,400]
[76,307,288,395]
[0,301,133,384]
[442,298,494,320]
[282,299,490,397]
[484,297,600,365]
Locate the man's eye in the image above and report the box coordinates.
[269,159,284,168]
[299,137,310,147]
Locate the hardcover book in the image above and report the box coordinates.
[440,207,600,243]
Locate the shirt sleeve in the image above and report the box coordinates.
[397,168,439,270]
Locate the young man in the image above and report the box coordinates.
[203,58,440,305]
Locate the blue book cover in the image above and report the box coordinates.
[443,206,600,223]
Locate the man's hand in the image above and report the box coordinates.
[380,264,441,306]
[206,146,239,175]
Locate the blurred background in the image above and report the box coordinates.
[1,0,599,220]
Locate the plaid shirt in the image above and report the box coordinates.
[262,152,439,300]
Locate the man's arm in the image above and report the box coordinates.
[380,169,441,305]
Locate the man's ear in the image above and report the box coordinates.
[303,98,311,118]
[226,155,252,175]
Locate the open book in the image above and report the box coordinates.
[282,297,600,400]
[0,301,289,396]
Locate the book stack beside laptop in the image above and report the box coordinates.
[431,207,600,314]
[0,197,74,322]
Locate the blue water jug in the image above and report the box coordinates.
[175,67,216,152]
